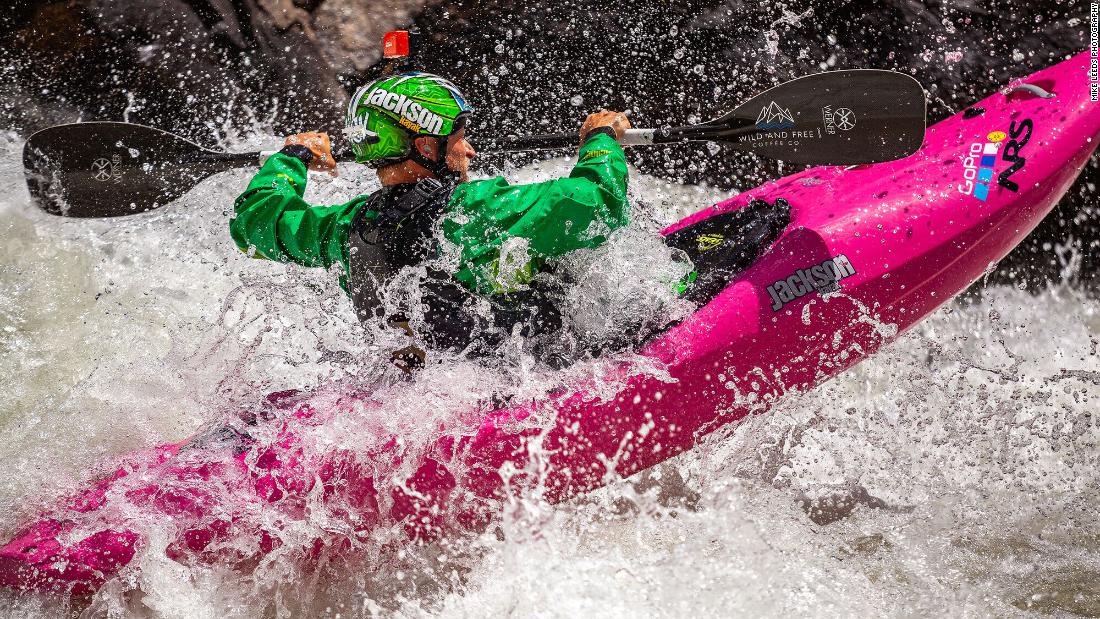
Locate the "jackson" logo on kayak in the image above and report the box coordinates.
[958,118,1033,201]
[766,254,857,311]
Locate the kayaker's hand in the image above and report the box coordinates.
[284,132,337,175]
[580,110,631,145]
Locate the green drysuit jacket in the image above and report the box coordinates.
[230,133,629,296]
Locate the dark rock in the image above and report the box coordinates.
[314,0,437,74]
[0,0,418,142]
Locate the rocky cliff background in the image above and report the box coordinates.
[0,0,428,136]
[1,0,1097,284]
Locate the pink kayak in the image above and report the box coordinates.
[3,51,1098,597]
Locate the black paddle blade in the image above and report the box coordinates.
[712,70,925,165]
[23,122,244,217]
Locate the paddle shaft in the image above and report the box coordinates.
[489,121,753,151]
[255,123,754,165]
[181,148,279,175]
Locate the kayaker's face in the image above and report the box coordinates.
[444,127,476,182]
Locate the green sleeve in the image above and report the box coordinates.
[230,153,369,282]
[443,133,629,294]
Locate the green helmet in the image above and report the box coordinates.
[343,72,472,167]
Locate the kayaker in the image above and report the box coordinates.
[231,72,631,369]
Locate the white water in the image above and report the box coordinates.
[1,130,1099,618]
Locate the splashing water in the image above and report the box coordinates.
[1,129,1099,618]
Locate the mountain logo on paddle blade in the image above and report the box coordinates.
[755,101,795,130]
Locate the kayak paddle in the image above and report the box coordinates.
[492,69,927,164]
[23,69,925,218]
[23,124,274,218]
